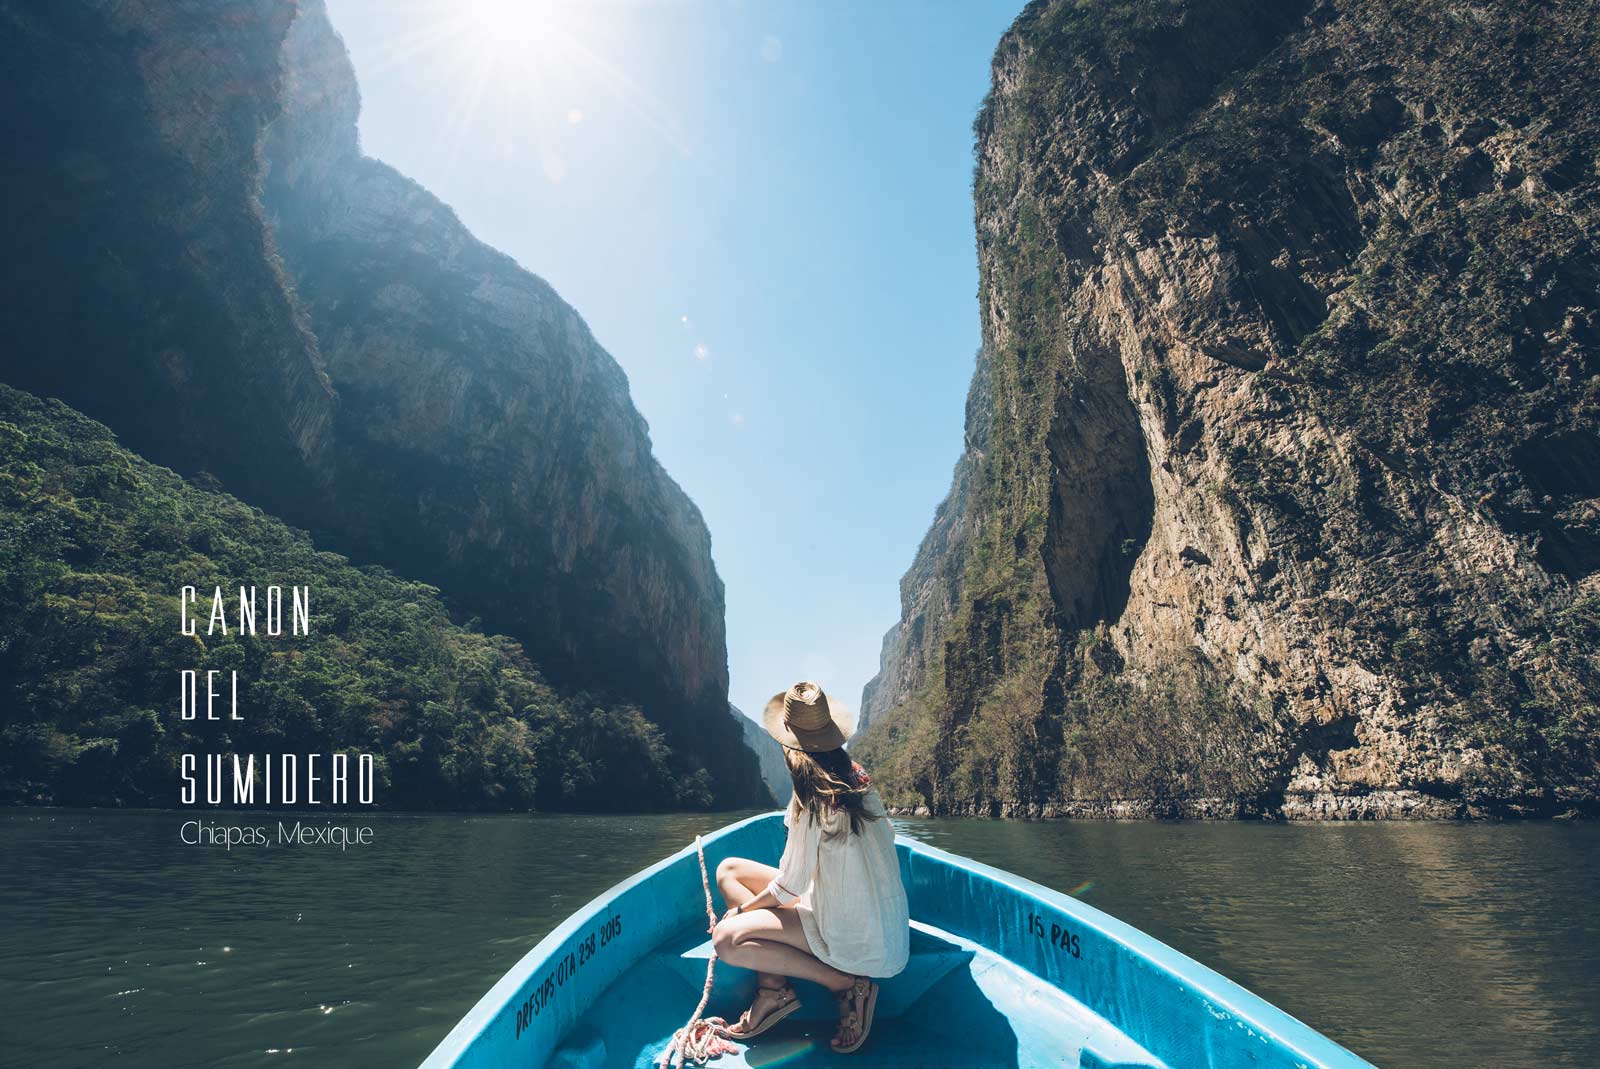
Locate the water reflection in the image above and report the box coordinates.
[2,810,1595,1068]
[894,818,1600,1067]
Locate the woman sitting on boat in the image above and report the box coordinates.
[711,681,911,1055]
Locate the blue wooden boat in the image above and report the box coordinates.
[420,812,1374,1069]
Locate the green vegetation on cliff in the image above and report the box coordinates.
[0,385,711,811]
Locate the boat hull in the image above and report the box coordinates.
[420,812,1373,1069]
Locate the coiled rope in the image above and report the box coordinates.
[657,835,737,1067]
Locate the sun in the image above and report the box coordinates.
[455,0,595,82]
[355,0,688,170]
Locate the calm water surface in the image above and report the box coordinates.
[900,817,1600,1068]
[2,810,1596,1067]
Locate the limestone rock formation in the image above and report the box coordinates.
[258,1,762,805]
[0,0,336,523]
[0,0,764,807]
[735,706,790,807]
[857,0,1600,819]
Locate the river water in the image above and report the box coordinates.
[2,810,1595,1067]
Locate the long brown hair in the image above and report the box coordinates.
[784,746,879,835]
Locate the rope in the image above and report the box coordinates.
[658,835,737,1067]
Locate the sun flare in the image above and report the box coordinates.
[455,0,596,81]
[359,0,688,172]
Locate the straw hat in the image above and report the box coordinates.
[762,681,853,753]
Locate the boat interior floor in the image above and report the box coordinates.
[547,921,1167,1069]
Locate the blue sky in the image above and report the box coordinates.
[324,0,1022,723]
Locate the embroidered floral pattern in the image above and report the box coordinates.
[826,762,871,809]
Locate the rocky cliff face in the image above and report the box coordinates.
[857,0,1600,819]
[0,0,336,522]
[858,348,990,736]
[0,0,764,807]
[257,1,761,805]
[734,706,789,807]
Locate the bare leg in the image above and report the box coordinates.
[715,856,775,909]
[712,904,853,993]
[714,857,786,989]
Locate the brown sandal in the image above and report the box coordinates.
[830,976,879,1054]
[717,982,799,1040]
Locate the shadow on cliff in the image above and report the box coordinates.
[1043,362,1154,633]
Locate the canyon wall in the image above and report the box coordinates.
[858,0,1600,819]
[0,0,336,522]
[0,0,763,807]
[258,2,761,804]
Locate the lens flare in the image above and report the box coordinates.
[744,1036,818,1067]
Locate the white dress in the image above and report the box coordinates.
[762,789,911,978]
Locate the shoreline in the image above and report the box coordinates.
[885,789,1595,821]
[4,798,1592,821]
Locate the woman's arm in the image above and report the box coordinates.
[727,886,783,917]
[761,804,819,908]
